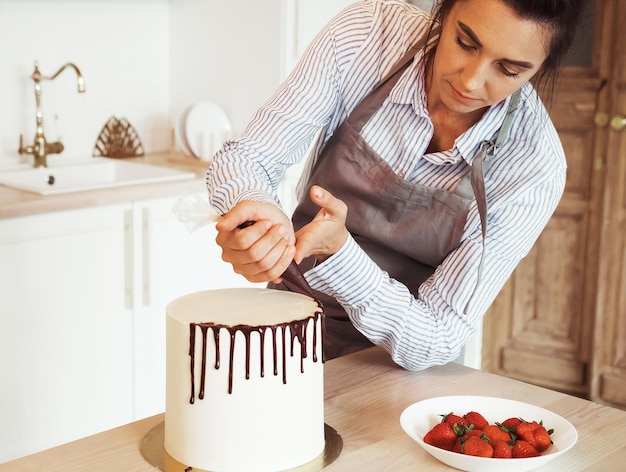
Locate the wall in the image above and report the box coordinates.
[0,0,170,168]
[168,0,282,137]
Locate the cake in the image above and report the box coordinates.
[164,288,325,471]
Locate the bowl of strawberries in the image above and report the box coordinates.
[400,395,577,472]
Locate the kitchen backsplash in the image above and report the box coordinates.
[0,0,171,168]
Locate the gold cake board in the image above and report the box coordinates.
[141,422,343,472]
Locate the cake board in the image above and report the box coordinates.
[140,421,343,472]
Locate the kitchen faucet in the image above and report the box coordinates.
[18,61,86,168]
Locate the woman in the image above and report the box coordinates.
[206,0,586,369]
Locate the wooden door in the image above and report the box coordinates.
[482,1,626,405]
[589,1,626,408]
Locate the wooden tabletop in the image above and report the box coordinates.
[3,347,624,471]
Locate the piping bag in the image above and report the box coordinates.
[172,192,315,299]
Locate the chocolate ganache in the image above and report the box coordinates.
[188,308,324,398]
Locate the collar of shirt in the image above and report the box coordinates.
[388,54,515,167]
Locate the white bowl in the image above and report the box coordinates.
[400,395,577,472]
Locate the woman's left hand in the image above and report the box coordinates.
[294,185,349,263]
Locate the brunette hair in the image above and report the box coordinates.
[423,0,588,100]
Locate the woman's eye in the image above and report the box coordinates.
[500,65,521,79]
[455,37,475,51]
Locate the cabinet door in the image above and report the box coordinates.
[131,195,260,418]
[0,204,134,463]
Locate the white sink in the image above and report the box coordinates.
[0,158,196,195]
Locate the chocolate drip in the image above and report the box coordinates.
[258,326,266,378]
[280,325,287,385]
[270,325,279,376]
[227,328,236,395]
[212,328,220,369]
[188,309,324,397]
[199,325,209,400]
[188,324,196,404]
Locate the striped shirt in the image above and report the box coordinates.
[206,0,566,370]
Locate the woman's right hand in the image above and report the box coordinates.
[215,200,296,283]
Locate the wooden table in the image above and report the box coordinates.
[3,347,624,471]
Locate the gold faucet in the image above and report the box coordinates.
[18,61,86,168]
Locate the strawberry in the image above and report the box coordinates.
[442,412,468,428]
[452,439,462,453]
[516,421,541,448]
[455,426,482,451]
[464,411,489,430]
[500,417,522,431]
[465,428,484,439]
[483,424,512,443]
[511,439,539,458]
[533,424,553,452]
[423,422,460,451]
[463,436,494,458]
[492,440,513,458]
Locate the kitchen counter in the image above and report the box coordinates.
[3,346,624,471]
[0,154,209,219]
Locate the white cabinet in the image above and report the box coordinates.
[0,194,257,463]
[0,204,134,462]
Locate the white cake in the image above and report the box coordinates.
[165,288,325,471]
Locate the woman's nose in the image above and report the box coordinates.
[460,58,487,92]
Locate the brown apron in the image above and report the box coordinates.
[273,42,521,360]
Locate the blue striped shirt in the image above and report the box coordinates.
[206,0,566,370]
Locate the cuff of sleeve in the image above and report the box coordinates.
[209,189,282,215]
[305,235,383,306]
[235,189,280,206]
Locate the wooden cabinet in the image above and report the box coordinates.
[0,194,257,462]
[482,0,626,410]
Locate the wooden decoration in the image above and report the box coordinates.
[93,116,145,158]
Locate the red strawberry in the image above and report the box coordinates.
[465,428,484,439]
[463,436,494,458]
[492,440,513,458]
[452,439,462,453]
[533,424,553,452]
[511,439,539,458]
[516,421,541,448]
[456,426,483,451]
[500,417,522,431]
[424,422,459,451]
[483,424,512,443]
[442,412,468,428]
[464,411,489,430]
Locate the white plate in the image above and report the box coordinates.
[400,395,578,472]
[184,101,232,161]
[175,106,193,157]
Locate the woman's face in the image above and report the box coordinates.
[429,0,550,116]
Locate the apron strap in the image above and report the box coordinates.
[463,89,521,313]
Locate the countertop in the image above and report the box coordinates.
[0,154,209,220]
[3,346,625,471]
